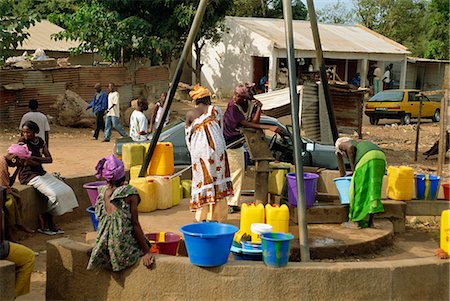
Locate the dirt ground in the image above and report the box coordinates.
[0,99,447,300]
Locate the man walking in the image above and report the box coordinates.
[104,83,128,142]
[87,83,108,140]
[19,99,50,146]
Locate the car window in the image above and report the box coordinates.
[368,91,404,102]
[408,92,420,102]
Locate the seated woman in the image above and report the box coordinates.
[185,85,233,222]
[335,137,386,228]
[18,120,79,235]
[87,154,154,272]
[0,144,35,242]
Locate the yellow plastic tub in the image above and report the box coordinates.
[122,144,145,170]
[441,209,450,256]
[386,166,414,201]
[171,176,181,206]
[147,142,174,176]
[265,204,289,233]
[240,203,265,236]
[129,177,157,212]
[268,162,292,195]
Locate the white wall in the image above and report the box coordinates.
[198,19,274,99]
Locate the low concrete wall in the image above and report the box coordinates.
[15,174,96,229]
[0,260,15,301]
[47,238,450,301]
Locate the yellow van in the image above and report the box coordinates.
[365,89,441,125]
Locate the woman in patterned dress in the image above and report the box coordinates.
[87,154,154,271]
[185,85,233,222]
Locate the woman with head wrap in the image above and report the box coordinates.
[87,154,155,271]
[222,83,281,213]
[335,137,386,228]
[185,85,233,222]
[0,145,35,241]
[17,120,79,235]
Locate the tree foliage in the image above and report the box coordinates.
[229,0,307,20]
[0,0,36,62]
[317,0,356,24]
[423,0,449,59]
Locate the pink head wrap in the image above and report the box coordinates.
[234,82,256,99]
[7,143,32,159]
[95,154,125,182]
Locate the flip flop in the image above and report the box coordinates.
[37,228,57,236]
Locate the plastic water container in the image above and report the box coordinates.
[265,204,289,233]
[181,180,192,198]
[268,162,292,195]
[250,223,273,244]
[130,177,157,212]
[122,144,145,170]
[333,176,352,205]
[82,181,106,206]
[261,232,294,268]
[180,222,238,266]
[86,206,98,231]
[145,232,181,256]
[415,174,442,200]
[240,203,265,236]
[287,172,319,208]
[171,176,181,206]
[386,166,414,201]
[148,176,173,210]
[129,165,142,180]
[440,210,450,256]
[147,142,175,176]
[443,184,450,201]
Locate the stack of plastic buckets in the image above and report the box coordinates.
[415,174,442,200]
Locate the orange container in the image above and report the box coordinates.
[147,142,174,176]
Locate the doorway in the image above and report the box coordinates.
[253,56,269,93]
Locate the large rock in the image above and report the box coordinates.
[52,89,95,127]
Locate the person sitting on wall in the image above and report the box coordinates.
[335,137,386,228]
[129,98,150,142]
[87,155,155,271]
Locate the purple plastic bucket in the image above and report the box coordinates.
[287,172,319,208]
[82,181,106,206]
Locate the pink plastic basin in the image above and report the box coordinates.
[82,181,106,206]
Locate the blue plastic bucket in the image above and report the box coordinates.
[180,222,238,267]
[415,174,442,200]
[287,172,319,208]
[333,176,352,204]
[261,232,294,267]
[86,206,98,231]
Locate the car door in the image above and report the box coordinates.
[407,91,420,117]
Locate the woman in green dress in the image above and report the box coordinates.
[87,154,154,271]
[335,138,386,228]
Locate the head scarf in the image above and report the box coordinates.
[335,137,354,155]
[189,84,210,100]
[7,143,32,159]
[234,82,256,100]
[95,154,125,181]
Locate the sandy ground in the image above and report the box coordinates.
[0,99,447,300]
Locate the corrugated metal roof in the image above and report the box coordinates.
[16,20,80,52]
[229,17,410,55]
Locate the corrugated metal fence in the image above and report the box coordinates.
[0,65,170,124]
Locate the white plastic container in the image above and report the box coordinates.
[250,223,273,244]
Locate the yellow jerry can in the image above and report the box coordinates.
[148,176,173,210]
[147,142,174,176]
[122,144,145,170]
[181,180,192,198]
[386,166,414,201]
[129,177,157,212]
[171,176,181,206]
[265,204,290,233]
[129,165,142,180]
[441,209,450,256]
[268,162,292,195]
[240,203,265,236]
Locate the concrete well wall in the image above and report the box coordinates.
[0,260,15,301]
[47,238,450,301]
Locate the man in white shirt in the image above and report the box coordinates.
[382,63,393,90]
[373,65,382,95]
[103,83,128,142]
[19,99,50,146]
[129,98,150,141]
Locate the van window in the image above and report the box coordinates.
[368,91,404,102]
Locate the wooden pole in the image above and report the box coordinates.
[437,90,448,176]
[414,97,424,162]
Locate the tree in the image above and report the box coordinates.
[423,0,449,59]
[0,0,36,63]
[317,0,356,24]
[229,0,307,20]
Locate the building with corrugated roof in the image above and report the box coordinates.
[198,17,413,97]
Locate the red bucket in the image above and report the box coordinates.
[443,184,450,201]
[145,232,181,256]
